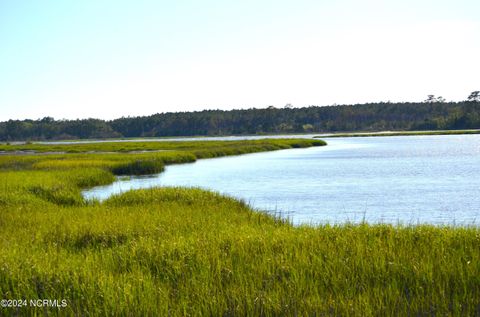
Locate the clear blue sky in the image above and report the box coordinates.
[0,0,479,120]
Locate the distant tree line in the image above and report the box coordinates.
[1,97,479,141]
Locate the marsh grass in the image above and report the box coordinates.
[1,139,479,315]
[0,139,326,153]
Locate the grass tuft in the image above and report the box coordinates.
[111,159,165,175]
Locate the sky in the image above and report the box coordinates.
[0,0,479,121]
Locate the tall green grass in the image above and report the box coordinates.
[1,139,479,315]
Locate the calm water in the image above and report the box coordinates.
[83,135,480,225]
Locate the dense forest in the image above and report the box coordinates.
[1,99,480,141]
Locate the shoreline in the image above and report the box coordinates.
[315,129,480,138]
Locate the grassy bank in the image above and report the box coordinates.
[0,139,325,175]
[315,129,480,138]
[0,138,324,153]
[1,139,479,315]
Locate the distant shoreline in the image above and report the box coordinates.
[3,129,480,146]
[315,129,480,138]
